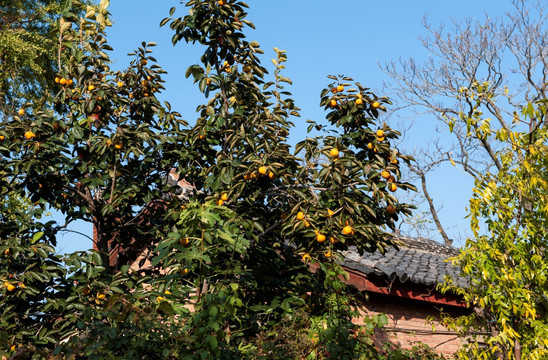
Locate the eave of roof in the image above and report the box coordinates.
[341,236,469,289]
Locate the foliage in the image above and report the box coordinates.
[0,0,90,119]
[0,1,442,359]
[440,94,548,359]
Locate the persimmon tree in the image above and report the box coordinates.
[0,1,431,359]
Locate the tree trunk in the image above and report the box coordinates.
[93,218,112,272]
[514,338,521,360]
[513,320,522,360]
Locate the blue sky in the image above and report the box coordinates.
[56,0,514,253]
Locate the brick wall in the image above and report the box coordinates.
[354,292,470,357]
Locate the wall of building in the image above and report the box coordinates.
[354,292,470,357]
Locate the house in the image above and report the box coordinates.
[95,172,471,357]
[102,232,471,357]
[342,236,471,357]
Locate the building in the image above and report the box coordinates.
[342,236,470,357]
[95,172,470,357]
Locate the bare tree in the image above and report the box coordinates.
[383,0,548,242]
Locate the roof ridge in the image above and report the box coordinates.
[393,235,459,256]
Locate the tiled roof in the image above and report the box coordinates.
[342,236,468,288]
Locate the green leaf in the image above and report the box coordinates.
[61,0,73,13]
[31,231,44,244]
[71,126,83,140]
[160,17,170,27]
[157,301,174,316]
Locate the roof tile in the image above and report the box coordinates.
[342,236,468,288]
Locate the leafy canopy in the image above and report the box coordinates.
[441,88,548,360]
[0,1,428,359]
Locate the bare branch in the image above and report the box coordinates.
[382,0,548,242]
[417,171,452,247]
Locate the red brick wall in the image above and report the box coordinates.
[354,292,470,357]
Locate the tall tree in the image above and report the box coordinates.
[1,1,73,116]
[383,0,548,245]
[385,0,548,356]
[0,1,441,359]
[440,96,548,359]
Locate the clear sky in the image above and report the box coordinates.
[55,0,515,253]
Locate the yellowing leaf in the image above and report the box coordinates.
[85,6,96,19]
[100,0,110,11]
[60,17,71,33]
